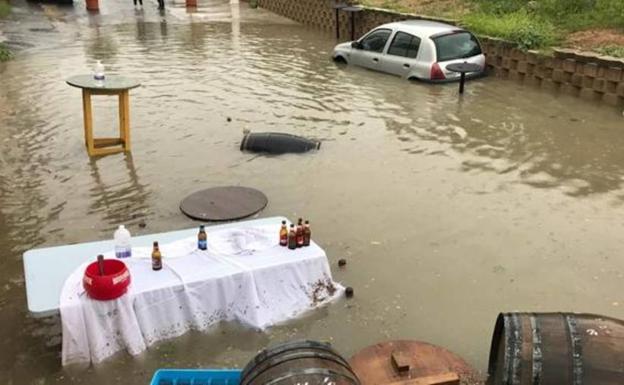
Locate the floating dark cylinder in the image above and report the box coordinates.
[487,312,624,385]
[241,340,360,385]
[240,133,321,154]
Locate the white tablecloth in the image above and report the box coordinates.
[60,224,343,365]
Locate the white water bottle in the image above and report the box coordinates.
[114,225,132,258]
[94,60,105,87]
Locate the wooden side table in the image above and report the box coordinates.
[66,75,141,156]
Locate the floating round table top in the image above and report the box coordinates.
[66,75,141,91]
[349,340,482,385]
[180,186,268,221]
[446,62,482,74]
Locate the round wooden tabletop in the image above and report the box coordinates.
[66,75,141,91]
[179,186,268,222]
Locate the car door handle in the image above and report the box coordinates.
[372,58,379,62]
[403,64,410,68]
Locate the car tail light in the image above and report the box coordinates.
[430,63,446,80]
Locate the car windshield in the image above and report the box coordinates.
[433,32,482,62]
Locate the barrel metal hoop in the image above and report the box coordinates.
[509,314,523,385]
[565,314,583,385]
[502,315,512,385]
[240,133,249,151]
[241,351,356,385]
[530,315,542,385]
[262,368,359,385]
[241,341,338,380]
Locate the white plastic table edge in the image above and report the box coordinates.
[23,216,288,318]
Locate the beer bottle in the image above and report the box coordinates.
[279,220,288,247]
[152,241,162,271]
[198,225,207,250]
[296,218,304,248]
[288,224,297,250]
[303,220,311,247]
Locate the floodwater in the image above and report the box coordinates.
[1,0,624,384]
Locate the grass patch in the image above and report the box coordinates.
[471,0,624,31]
[0,1,10,18]
[463,10,557,49]
[596,45,624,58]
[359,0,624,51]
[0,43,11,61]
[361,0,411,13]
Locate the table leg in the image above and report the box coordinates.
[120,90,131,151]
[459,72,466,94]
[335,9,339,40]
[82,89,95,156]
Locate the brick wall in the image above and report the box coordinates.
[254,0,624,108]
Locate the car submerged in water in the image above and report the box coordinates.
[332,20,486,82]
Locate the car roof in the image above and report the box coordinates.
[377,20,464,38]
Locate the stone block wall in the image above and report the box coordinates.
[254,0,624,108]
[481,40,624,107]
[255,0,455,40]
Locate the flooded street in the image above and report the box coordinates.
[2,1,624,384]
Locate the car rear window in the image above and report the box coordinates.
[433,32,482,62]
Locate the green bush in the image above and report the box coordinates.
[0,1,10,18]
[473,0,527,14]
[0,43,11,62]
[594,0,624,28]
[463,10,557,49]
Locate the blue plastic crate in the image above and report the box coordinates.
[150,369,241,385]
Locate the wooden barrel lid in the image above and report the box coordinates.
[349,340,483,385]
[179,186,268,221]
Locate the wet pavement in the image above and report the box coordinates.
[1,0,624,384]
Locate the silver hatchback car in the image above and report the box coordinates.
[332,20,486,82]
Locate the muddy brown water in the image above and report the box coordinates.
[1,1,624,384]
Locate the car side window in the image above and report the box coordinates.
[387,31,421,59]
[360,29,392,53]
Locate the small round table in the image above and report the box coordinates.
[67,75,141,157]
[332,3,363,41]
[446,62,482,95]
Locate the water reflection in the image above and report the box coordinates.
[377,79,624,197]
[88,153,151,228]
[85,25,119,64]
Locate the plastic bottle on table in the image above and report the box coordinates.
[94,60,105,87]
[114,225,132,258]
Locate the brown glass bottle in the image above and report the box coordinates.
[279,220,288,247]
[198,225,207,250]
[152,241,162,271]
[296,218,304,248]
[288,224,297,250]
[303,220,311,247]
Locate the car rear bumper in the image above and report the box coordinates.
[416,70,487,84]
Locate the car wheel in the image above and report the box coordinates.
[333,56,347,64]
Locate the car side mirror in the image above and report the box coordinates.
[351,41,362,49]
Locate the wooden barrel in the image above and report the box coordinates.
[240,133,321,154]
[487,312,624,385]
[241,340,360,385]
